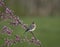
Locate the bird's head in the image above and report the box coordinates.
[32,22,35,24]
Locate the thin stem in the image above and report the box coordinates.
[30,31,37,40]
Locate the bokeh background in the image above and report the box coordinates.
[0,0,60,47]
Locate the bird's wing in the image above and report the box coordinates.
[28,24,34,30]
[25,24,34,32]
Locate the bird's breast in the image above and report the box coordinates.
[29,25,36,31]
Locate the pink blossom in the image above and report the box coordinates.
[21,24,28,30]
[30,37,36,43]
[4,38,12,47]
[35,39,41,46]
[6,8,11,14]
[2,26,13,36]
[15,35,21,42]
[6,29,12,36]
[5,8,13,16]
[2,26,8,33]
[0,0,4,7]
[10,16,22,26]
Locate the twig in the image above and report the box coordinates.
[30,31,37,40]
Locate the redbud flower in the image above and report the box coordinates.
[2,26,13,36]
[21,24,28,30]
[14,35,21,43]
[4,38,12,47]
[0,0,5,7]
[30,37,35,43]
[6,29,12,36]
[35,39,41,46]
[5,8,13,16]
[1,26,8,33]
[10,16,23,26]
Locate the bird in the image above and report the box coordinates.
[24,22,36,34]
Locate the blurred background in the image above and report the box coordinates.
[6,0,60,16]
[0,0,60,47]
